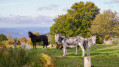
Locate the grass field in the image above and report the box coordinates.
[33,43,119,67]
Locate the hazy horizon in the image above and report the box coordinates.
[0,27,50,39]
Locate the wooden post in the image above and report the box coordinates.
[84,56,91,67]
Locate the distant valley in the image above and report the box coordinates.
[0,27,50,39]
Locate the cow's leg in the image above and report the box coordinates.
[42,45,44,50]
[46,45,47,49]
[41,41,44,50]
[66,48,67,56]
[87,46,90,56]
[79,43,85,57]
[35,43,36,48]
[33,42,35,49]
[76,45,78,55]
[63,46,66,56]
[44,40,48,49]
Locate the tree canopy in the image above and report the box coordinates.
[90,10,119,37]
[0,34,8,41]
[50,1,100,37]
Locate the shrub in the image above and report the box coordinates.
[8,40,14,45]
[39,53,54,67]
[0,41,5,47]
[19,37,27,43]
[17,40,21,45]
[0,34,8,41]
[0,47,42,67]
[96,35,104,44]
[50,36,55,44]
[7,40,21,45]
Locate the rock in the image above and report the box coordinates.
[25,44,31,50]
[20,42,31,50]
[104,40,115,44]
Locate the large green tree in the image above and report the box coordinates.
[50,1,100,37]
[90,10,119,37]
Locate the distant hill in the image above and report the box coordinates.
[0,27,50,39]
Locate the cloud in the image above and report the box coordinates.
[38,4,59,11]
[0,15,56,28]
[112,0,119,3]
[117,12,119,16]
[105,0,119,4]
[0,2,25,7]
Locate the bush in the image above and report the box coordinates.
[8,40,14,45]
[7,40,21,45]
[0,34,8,41]
[0,47,42,67]
[50,36,55,44]
[19,37,27,43]
[39,53,54,67]
[17,40,21,45]
[0,41,5,47]
[96,35,104,44]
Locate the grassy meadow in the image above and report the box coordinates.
[1,41,119,67]
[35,43,119,67]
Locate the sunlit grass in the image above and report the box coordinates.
[33,43,119,67]
[1,43,119,67]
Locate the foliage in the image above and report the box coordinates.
[17,40,21,45]
[39,53,54,67]
[90,10,119,37]
[0,41,5,47]
[46,33,54,44]
[8,40,14,45]
[105,34,110,40]
[19,37,27,43]
[0,34,8,41]
[0,47,42,67]
[96,35,104,44]
[50,36,55,44]
[50,1,100,37]
[6,40,21,45]
[33,32,40,36]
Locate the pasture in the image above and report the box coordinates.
[35,43,119,67]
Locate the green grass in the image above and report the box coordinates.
[1,43,119,67]
[32,43,119,67]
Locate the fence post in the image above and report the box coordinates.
[84,56,91,67]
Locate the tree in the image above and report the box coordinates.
[0,34,8,41]
[33,32,40,36]
[90,10,119,37]
[7,34,12,40]
[50,1,100,37]
[19,37,27,43]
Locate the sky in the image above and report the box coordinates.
[0,0,119,28]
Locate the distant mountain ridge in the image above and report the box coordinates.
[0,27,50,39]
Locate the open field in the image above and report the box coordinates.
[33,43,119,67]
[1,41,119,67]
